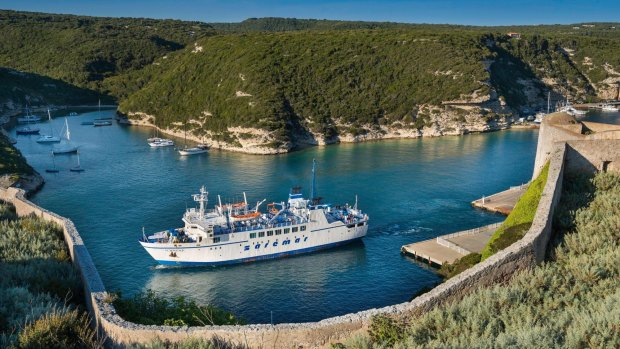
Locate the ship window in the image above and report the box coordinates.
[275,229,282,235]
[267,231,274,236]
[213,237,220,243]
[258,232,265,238]
[292,227,298,233]
[284,228,290,234]
[300,225,307,231]
[357,222,364,227]
[250,233,256,239]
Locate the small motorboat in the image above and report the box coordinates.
[601,104,619,112]
[149,139,174,147]
[16,126,40,135]
[69,112,78,116]
[93,120,112,127]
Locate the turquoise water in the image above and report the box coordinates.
[11,110,544,324]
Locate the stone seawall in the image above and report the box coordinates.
[0,143,568,348]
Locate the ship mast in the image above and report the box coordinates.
[310,159,317,201]
[193,186,208,219]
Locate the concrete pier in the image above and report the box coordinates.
[471,184,528,215]
[401,222,501,266]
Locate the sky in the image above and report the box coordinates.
[0,0,618,26]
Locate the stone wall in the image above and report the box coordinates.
[0,142,569,348]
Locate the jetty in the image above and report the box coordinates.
[401,222,501,266]
[471,184,528,215]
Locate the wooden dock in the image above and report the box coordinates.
[401,222,501,266]
[471,184,528,215]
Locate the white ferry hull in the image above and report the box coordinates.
[141,222,368,266]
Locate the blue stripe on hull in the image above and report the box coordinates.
[155,237,362,266]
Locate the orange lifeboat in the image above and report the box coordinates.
[230,211,261,222]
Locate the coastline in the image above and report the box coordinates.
[117,111,534,156]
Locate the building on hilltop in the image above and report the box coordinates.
[507,32,521,39]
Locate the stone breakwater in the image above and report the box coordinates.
[0,139,570,348]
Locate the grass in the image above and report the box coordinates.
[342,170,620,348]
[437,253,481,279]
[0,200,101,348]
[480,162,550,260]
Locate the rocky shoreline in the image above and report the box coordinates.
[118,110,524,155]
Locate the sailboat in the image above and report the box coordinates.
[52,118,79,154]
[93,99,112,126]
[45,152,60,173]
[178,121,208,156]
[17,106,42,124]
[70,151,85,172]
[36,109,61,143]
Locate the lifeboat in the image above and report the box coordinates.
[230,211,261,222]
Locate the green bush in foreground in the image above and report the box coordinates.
[351,170,620,348]
[18,308,103,349]
[481,162,550,260]
[0,201,98,348]
[113,289,244,326]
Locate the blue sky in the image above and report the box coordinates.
[0,0,617,25]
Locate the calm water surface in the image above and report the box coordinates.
[9,109,563,323]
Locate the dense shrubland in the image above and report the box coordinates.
[343,170,620,348]
[0,201,102,348]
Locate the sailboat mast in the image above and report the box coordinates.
[547,92,550,114]
[65,118,71,142]
[48,109,54,136]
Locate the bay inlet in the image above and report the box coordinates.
[11,109,540,323]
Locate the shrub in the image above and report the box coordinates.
[18,308,103,349]
[438,253,482,279]
[113,289,244,326]
[368,315,405,346]
[127,336,248,349]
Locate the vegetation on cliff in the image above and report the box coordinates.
[0,131,34,179]
[1,10,620,150]
[349,170,620,348]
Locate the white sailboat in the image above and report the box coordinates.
[45,152,60,173]
[178,122,207,156]
[70,151,85,172]
[17,106,42,124]
[52,118,79,154]
[36,109,61,143]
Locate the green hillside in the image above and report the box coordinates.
[1,10,620,152]
[119,29,492,146]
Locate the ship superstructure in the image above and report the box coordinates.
[139,161,369,266]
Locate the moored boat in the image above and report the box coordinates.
[16,126,40,135]
[53,118,79,154]
[601,104,619,112]
[36,109,61,143]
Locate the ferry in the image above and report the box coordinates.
[139,161,369,266]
